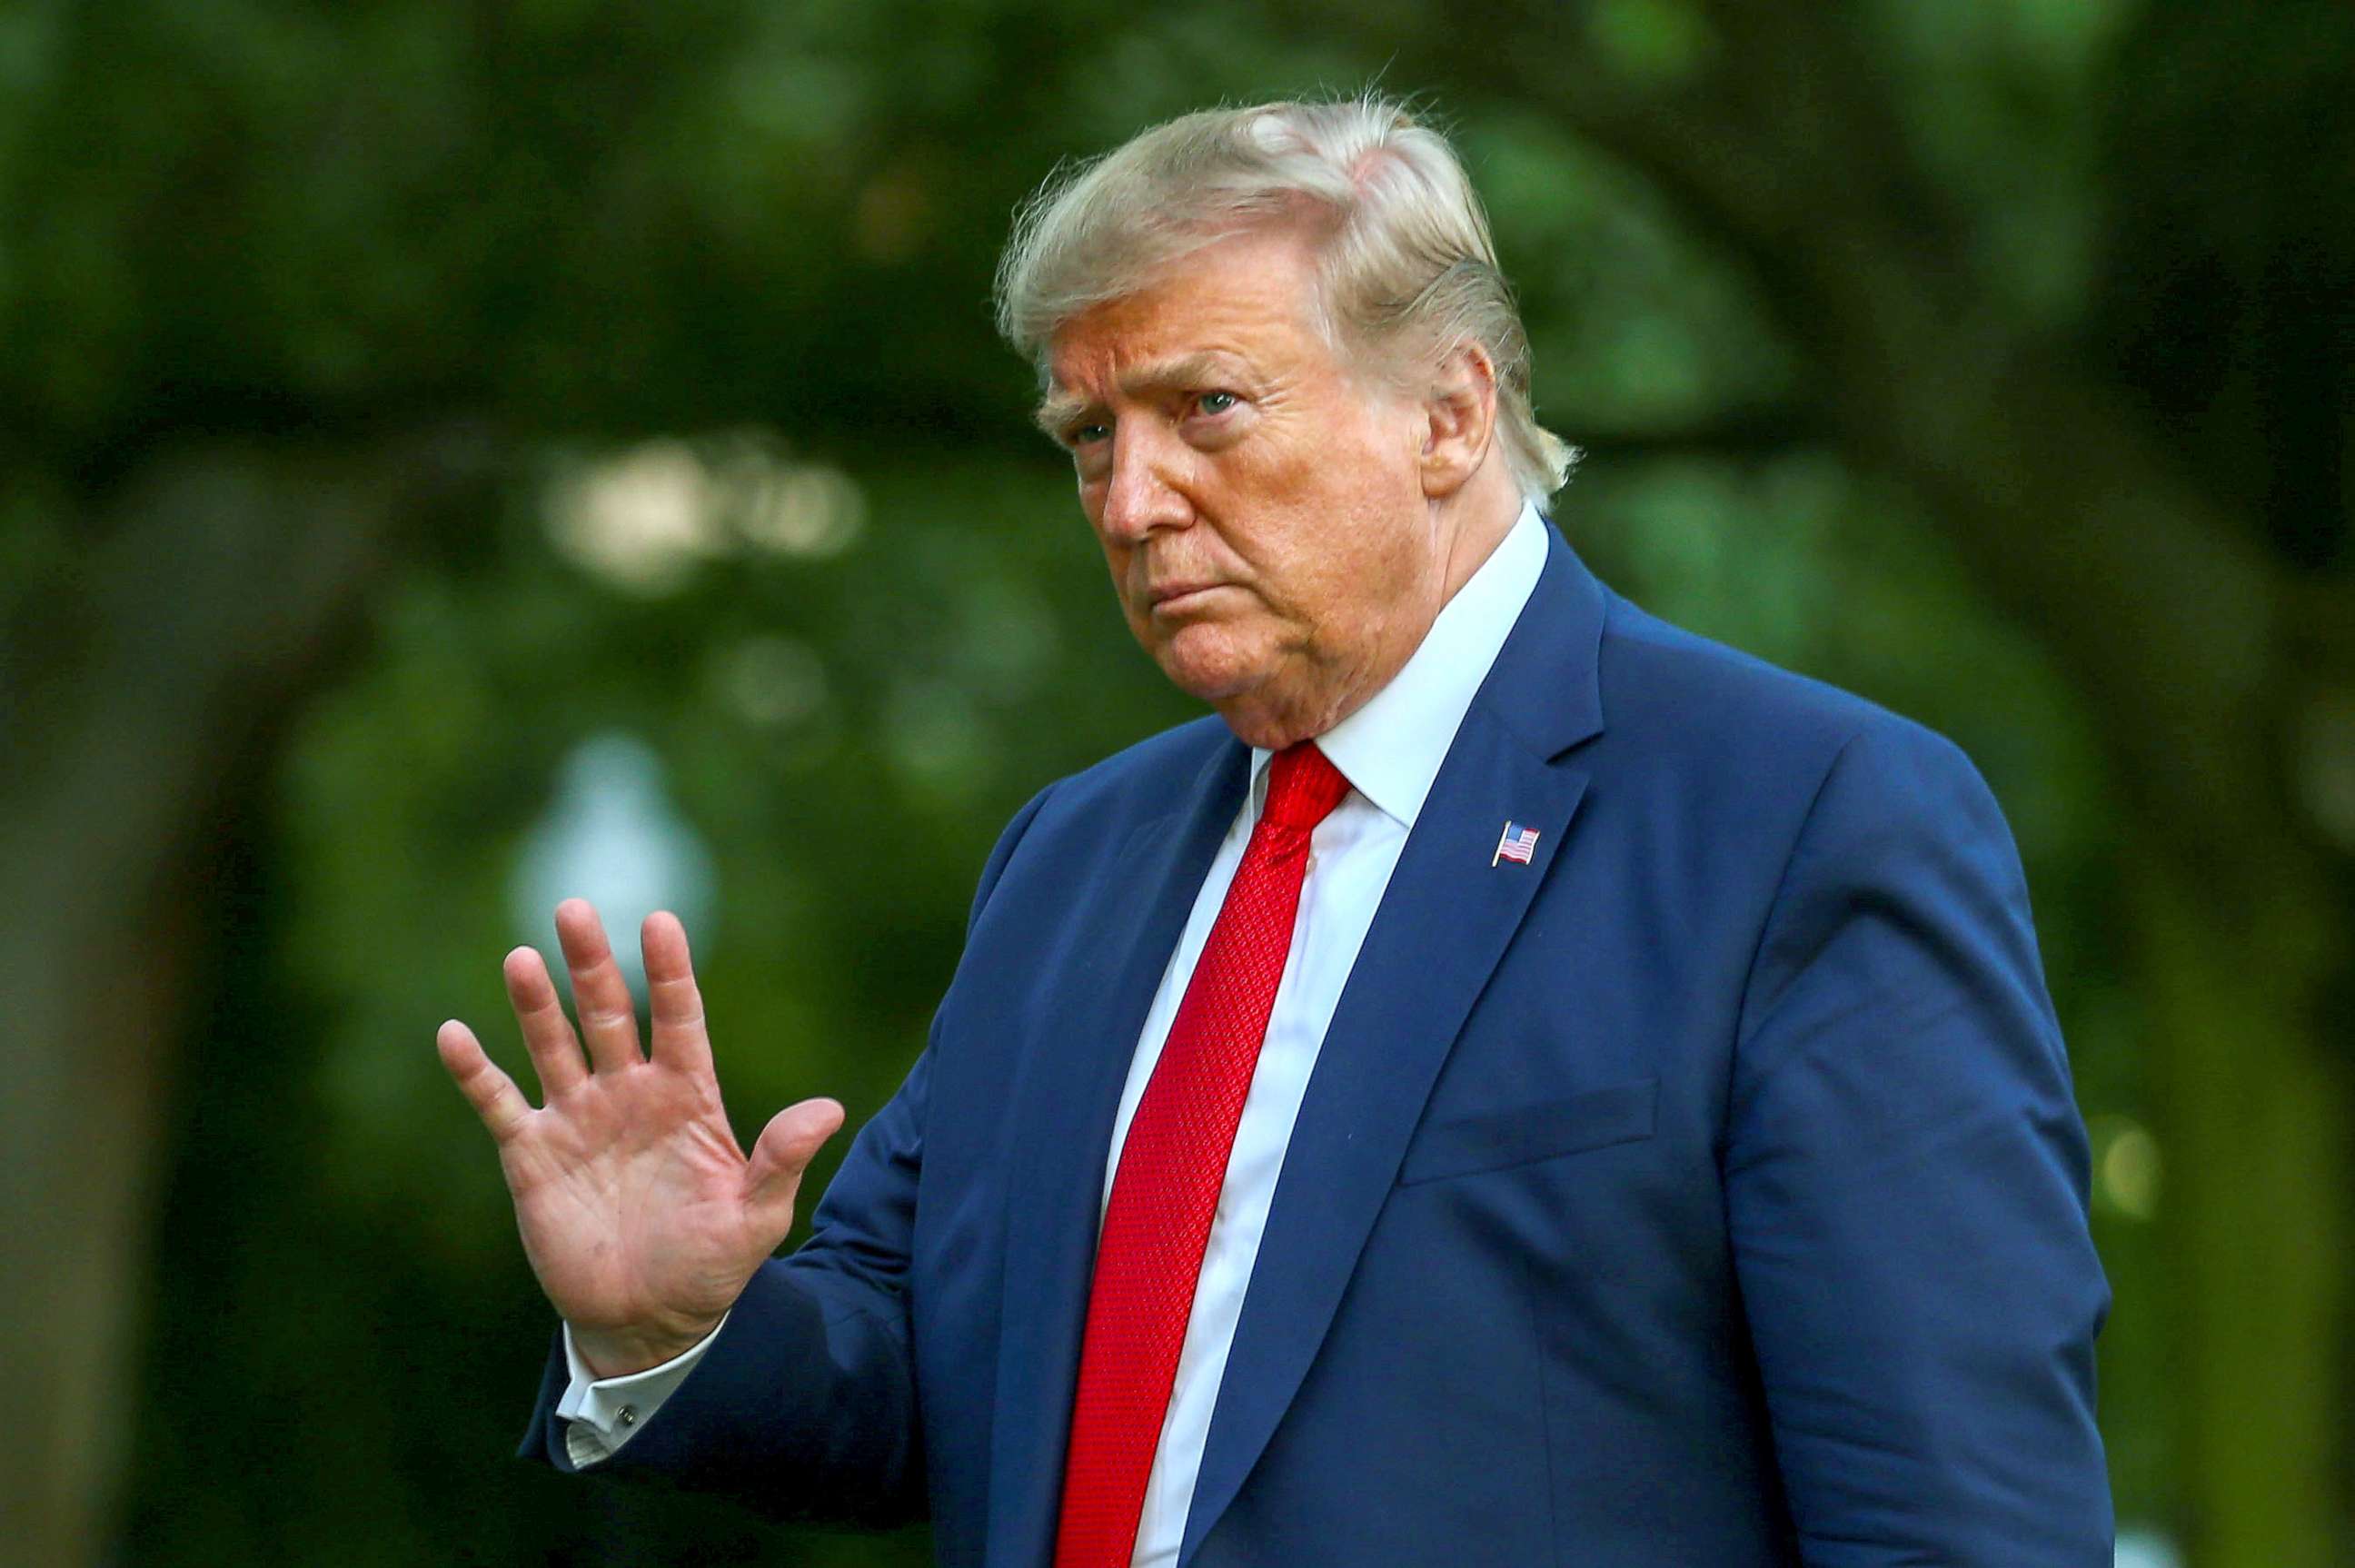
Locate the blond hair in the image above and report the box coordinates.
[993,94,1576,501]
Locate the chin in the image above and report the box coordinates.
[1156,650,1325,750]
[1153,624,1273,706]
[1211,705,1314,751]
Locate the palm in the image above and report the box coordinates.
[438,900,842,1374]
[503,1062,756,1337]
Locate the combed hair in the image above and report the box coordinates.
[993,94,1577,501]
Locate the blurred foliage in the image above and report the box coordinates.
[3,0,2348,1563]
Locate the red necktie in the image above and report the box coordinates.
[1053,741,1354,1568]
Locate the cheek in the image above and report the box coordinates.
[1078,481,1119,561]
[1237,419,1418,575]
[1258,488,1416,618]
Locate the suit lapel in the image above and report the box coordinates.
[986,734,1250,1568]
[1177,523,1609,1564]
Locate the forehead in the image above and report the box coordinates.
[1044,228,1333,397]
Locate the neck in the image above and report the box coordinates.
[1430,460,1525,607]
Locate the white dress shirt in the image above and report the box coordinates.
[559,503,1550,1563]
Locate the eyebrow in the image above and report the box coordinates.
[1031,389,1090,440]
[1031,352,1248,440]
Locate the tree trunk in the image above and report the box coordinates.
[0,432,488,1563]
[2135,863,2351,1566]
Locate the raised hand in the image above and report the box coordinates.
[437,898,843,1377]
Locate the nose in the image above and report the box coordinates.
[1097,422,1192,542]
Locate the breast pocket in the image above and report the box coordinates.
[1397,1077,1658,1186]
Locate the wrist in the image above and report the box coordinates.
[569,1317,722,1380]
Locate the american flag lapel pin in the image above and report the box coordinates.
[1492,819,1541,867]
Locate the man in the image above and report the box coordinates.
[439,96,2112,1565]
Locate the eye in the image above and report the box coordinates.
[1067,421,1111,448]
[1194,391,1239,417]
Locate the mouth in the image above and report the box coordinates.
[1146,581,1233,617]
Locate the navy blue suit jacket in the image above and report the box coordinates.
[525,521,2112,1564]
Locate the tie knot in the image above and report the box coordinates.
[1261,742,1351,833]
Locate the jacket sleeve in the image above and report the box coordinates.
[514,779,1058,1525]
[1724,716,2113,1564]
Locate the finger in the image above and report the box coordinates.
[502,945,589,1097]
[641,910,712,1078]
[554,899,645,1074]
[437,1018,533,1143]
[745,1097,847,1236]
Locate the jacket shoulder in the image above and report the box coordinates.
[1048,713,1236,806]
[983,714,1234,872]
[1595,589,1969,779]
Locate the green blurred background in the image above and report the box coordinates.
[5,2,2350,1564]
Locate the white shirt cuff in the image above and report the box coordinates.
[553,1315,728,1467]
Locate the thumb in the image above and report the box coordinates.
[745,1097,846,1234]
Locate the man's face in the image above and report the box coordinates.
[1039,228,1446,749]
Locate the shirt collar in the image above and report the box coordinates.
[1250,501,1549,829]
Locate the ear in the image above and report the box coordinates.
[1418,343,1499,500]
